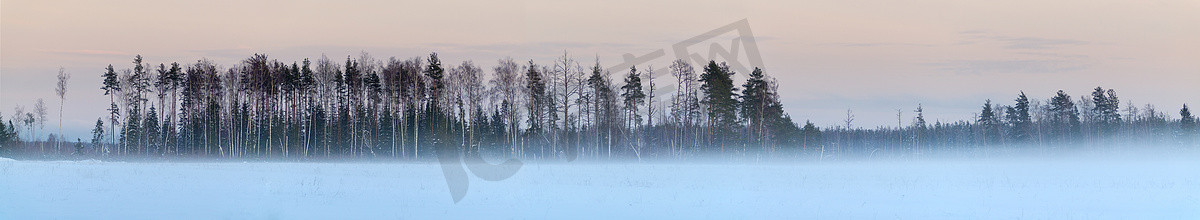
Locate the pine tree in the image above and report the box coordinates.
[740,67,770,147]
[913,104,926,129]
[739,67,791,152]
[73,138,83,155]
[1005,92,1033,142]
[144,105,161,155]
[621,66,646,159]
[978,100,999,144]
[771,113,801,147]
[91,118,104,154]
[425,53,449,158]
[525,60,546,142]
[122,101,140,156]
[101,65,121,155]
[1182,104,1196,134]
[913,104,926,152]
[1091,87,1121,135]
[800,120,821,149]
[130,55,151,154]
[0,116,18,149]
[365,65,383,156]
[380,105,395,156]
[586,62,617,158]
[159,62,182,155]
[307,104,327,158]
[1049,90,1081,141]
[332,64,348,156]
[699,61,739,151]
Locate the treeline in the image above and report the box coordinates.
[820,89,1198,158]
[69,53,801,160]
[1,52,1196,161]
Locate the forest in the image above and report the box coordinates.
[0,53,1196,160]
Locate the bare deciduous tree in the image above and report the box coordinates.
[55,67,70,152]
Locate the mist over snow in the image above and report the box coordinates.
[2,145,1197,219]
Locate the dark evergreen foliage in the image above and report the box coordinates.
[699,61,739,152]
[35,53,1187,161]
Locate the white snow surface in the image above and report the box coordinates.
[1,155,1197,219]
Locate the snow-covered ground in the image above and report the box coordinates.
[1,154,1197,219]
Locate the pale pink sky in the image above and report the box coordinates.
[3,0,1198,140]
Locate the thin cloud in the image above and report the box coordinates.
[960,31,1089,50]
[429,41,640,54]
[186,48,256,60]
[39,49,130,56]
[930,59,1092,75]
[1016,52,1091,59]
[820,42,937,47]
[999,37,1088,50]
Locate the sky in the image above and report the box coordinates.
[2,0,1198,140]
